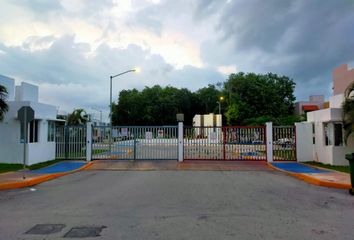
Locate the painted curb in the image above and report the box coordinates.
[267,162,351,189]
[0,162,93,191]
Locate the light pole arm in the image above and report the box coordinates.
[109,68,137,158]
[111,69,135,79]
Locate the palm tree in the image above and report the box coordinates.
[342,82,354,143]
[0,84,9,121]
[67,108,89,125]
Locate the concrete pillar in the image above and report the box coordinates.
[86,122,92,162]
[295,122,314,162]
[178,122,183,162]
[266,122,273,163]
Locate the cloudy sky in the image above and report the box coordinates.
[0,0,354,121]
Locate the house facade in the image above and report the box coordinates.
[306,64,354,166]
[0,75,62,165]
[294,95,326,115]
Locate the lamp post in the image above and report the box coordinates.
[109,68,140,156]
[217,96,224,115]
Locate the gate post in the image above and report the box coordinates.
[266,122,273,163]
[64,126,69,160]
[86,122,92,162]
[178,122,183,162]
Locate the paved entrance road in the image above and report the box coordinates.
[0,170,353,239]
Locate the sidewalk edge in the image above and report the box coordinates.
[267,162,351,189]
[0,162,93,191]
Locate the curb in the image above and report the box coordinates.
[267,162,351,189]
[0,162,93,191]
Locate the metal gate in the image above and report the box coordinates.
[184,126,267,161]
[55,125,86,159]
[272,126,296,161]
[92,126,178,160]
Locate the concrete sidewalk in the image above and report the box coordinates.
[87,160,273,171]
[269,162,351,189]
[0,161,92,191]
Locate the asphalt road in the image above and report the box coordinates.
[0,170,353,239]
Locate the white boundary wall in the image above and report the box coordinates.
[294,122,313,162]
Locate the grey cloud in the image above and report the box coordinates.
[8,0,115,19]
[0,35,223,111]
[12,0,63,13]
[168,65,225,90]
[127,6,163,36]
[197,0,354,100]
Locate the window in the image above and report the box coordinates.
[334,123,343,146]
[312,123,315,144]
[324,123,333,146]
[48,121,55,142]
[324,122,343,146]
[29,120,39,143]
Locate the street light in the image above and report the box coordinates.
[109,68,140,156]
[217,96,224,115]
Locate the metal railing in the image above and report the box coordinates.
[55,126,86,159]
[92,126,178,160]
[272,126,296,161]
[184,126,267,161]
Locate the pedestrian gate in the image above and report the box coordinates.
[183,126,267,161]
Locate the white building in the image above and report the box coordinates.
[192,113,222,141]
[0,75,62,165]
[305,64,354,166]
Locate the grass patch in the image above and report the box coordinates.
[305,161,350,173]
[28,159,63,170]
[0,159,83,174]
[0,163,24,174]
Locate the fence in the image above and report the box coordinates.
[272,126,296,161]
[55,123,296,162]
[92,126,178,160]
[183,126,267,161]
[55,125,86,159]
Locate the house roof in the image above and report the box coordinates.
[302,105,319,111]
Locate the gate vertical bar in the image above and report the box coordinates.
[178,122,183,162]
[64,126,69,159]
[266,122,273,162]
[86,122,92,161]
[223,127,226,160]
[133,127,137,160]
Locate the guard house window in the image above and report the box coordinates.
[48,121,55,142]
[312,123,315,144]
[334,123,343,146]
[324,123,333,146]
[29,120,39,143]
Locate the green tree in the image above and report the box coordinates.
[195,84,222,114]
[225,104,239,125]
[67,108,89,125]
[224,72,296,125]
[342,82,354,142]
[112,85,198,125]
[0,84,9,121]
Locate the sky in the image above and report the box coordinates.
[0,0,354,121]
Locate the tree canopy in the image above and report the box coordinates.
[342,82,354,143]
[223,72,296,125]
[112,85,222,125]
[0,84,9,121]
[111,72,297,126]
[67,108,89,125]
